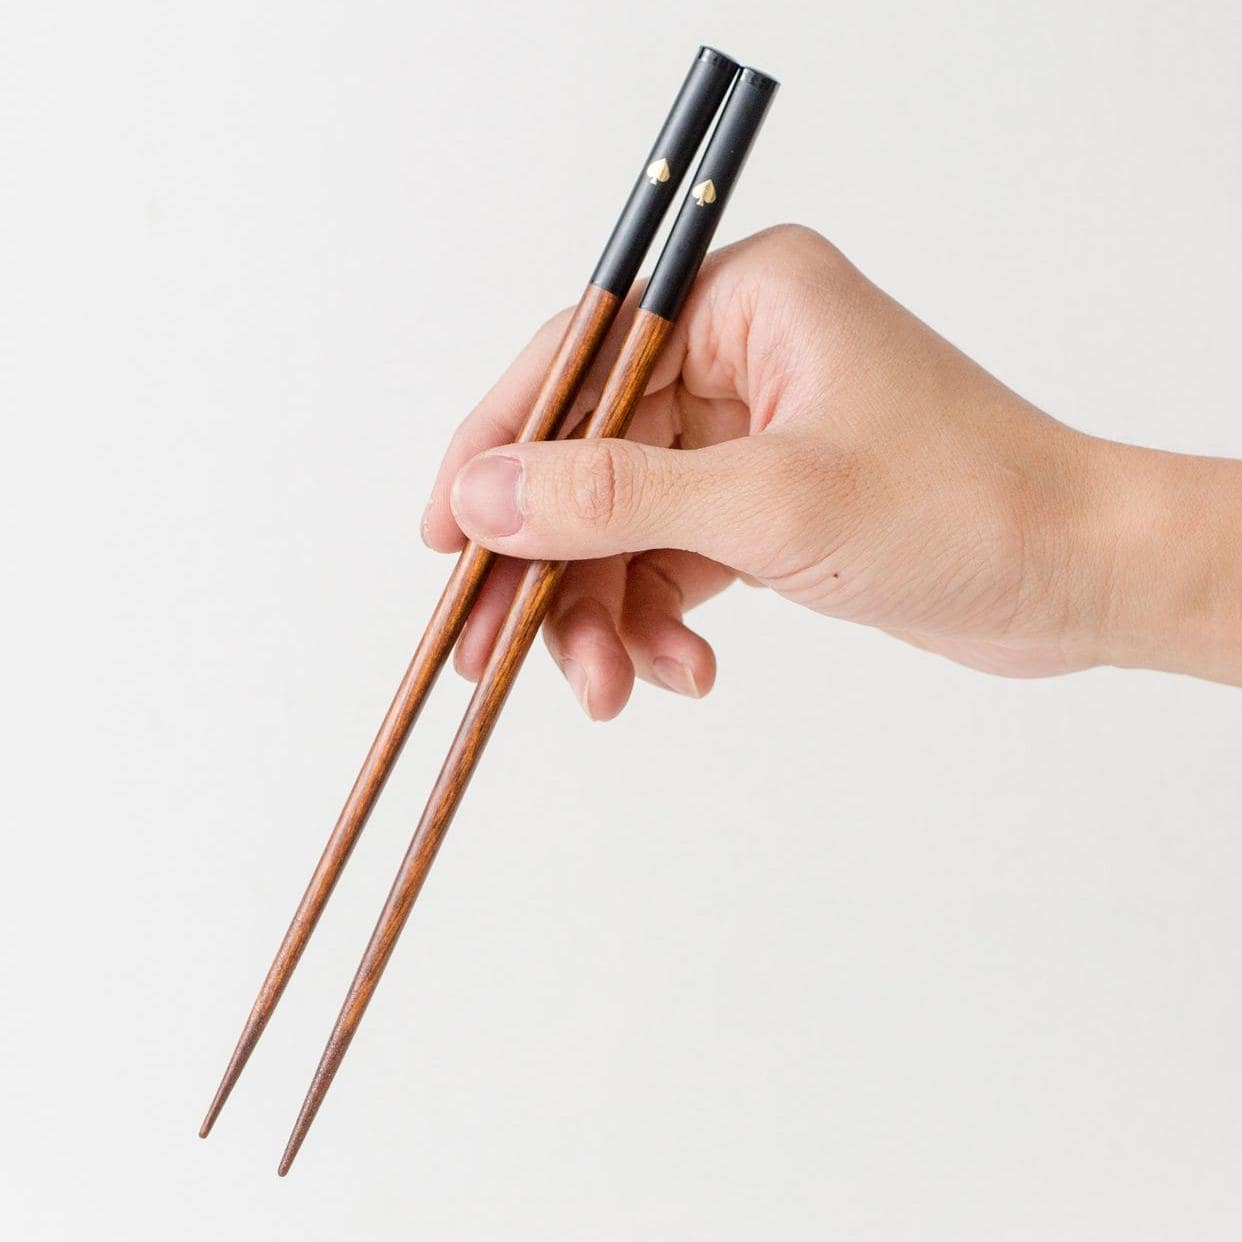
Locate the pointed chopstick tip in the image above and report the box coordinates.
[278,1083,326,1177]
[199,1042,252,1138]
[199,1088,228,1138]
[277,1131,303,1177]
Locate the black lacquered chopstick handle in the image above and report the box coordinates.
[642,67,779,321]
[590,46,739,296]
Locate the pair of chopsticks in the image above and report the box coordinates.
[201,46,778,1175]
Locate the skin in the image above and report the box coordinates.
[423,226,1242,719]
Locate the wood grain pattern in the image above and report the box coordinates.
[200,283,619,1139]
[278,309,674,1174]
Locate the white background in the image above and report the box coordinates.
[2,1,1240,1238]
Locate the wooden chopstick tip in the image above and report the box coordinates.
[199,1037,256,1138]
[277,1085,326,1176]
[199,1090,226,1138]
[277,1130,303,1177]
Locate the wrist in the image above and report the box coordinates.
[1083,437,1242,684]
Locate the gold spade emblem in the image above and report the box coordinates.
[691,178,717,207]
[646,157,671,185]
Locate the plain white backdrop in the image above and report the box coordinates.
[2,1,1240,1238]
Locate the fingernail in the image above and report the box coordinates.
[653,657,701,698]
[561,658,594,719]
[420,503,433,546]
[451,455,523,538]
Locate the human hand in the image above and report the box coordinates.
[423,226,1242,716]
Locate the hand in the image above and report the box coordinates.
[423,226,1242,717]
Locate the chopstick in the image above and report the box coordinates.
[277,65,779,1176]
[199,46,739,1140]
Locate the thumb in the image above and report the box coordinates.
[449,432,823,576]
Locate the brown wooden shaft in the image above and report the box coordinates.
[201,283,618,1139]
[278,309,674,1174]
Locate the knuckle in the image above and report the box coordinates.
[566,441,635,529]
[763,221,827,251]
[759,224,855,293]
[760,223,837,265]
